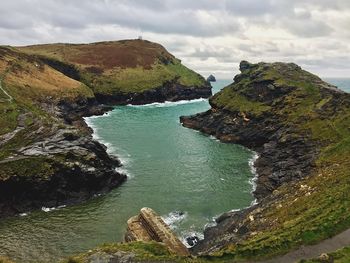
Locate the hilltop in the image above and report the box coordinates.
[18,39,211,104]
[0,40,211,218]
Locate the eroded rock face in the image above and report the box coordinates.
[94,80,212,105]
[125,208,190,257]
[0,101,127,218]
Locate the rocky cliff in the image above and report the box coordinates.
[0,40,211,218]
[180,61,350,260]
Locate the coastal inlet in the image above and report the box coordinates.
[0,81,257,262]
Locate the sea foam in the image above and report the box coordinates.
[127,98,207,108]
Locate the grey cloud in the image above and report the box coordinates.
[0,0,349,78]
[281,19,332,37]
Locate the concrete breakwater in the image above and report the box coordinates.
[125,207,190,257]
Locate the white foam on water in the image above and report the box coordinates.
[84,115,134,179]
[127,98,207,108]
[204,216,218,229]
[161,211,187,230]
[209,135,220,142]
[19,212,28,217]
[248,151,259,206]
[41,205,66,213]
[180,230,205,248]
[248,152,259,191]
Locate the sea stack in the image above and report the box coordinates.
[207,74,216,82]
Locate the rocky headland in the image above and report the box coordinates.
[0,40,211,218]
[180,61,350,260]
[63,61,349,263]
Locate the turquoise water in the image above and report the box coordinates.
[0,80,256,262]
[0,78,348,262]
[324,78,350,93]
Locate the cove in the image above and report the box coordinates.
[0,80,256,262]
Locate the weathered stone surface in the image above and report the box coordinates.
[125,208,190,257]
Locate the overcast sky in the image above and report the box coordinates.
[1,0,349,78]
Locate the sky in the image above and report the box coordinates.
[1,0,349,78]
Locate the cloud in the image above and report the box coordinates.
[0,0,349,78]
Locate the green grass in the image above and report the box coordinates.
[300,246,350,263]
[0,157,54,181]
[0,102,19,135]
[63,242,182,263]
[18,40,208,96]
[80,59,206,95]
[211,85,271,116]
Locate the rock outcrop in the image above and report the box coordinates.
[95,79,212,105]
[206,74,216,82]
[125,208,190,257]
[180,61,350,258]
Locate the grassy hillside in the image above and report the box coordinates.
[0,47,92,138]
[18,40,207,95]
[203,62,350,260]
[0,47,95,182]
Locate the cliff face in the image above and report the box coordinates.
[181,61,350,259]
[0,40,210,218]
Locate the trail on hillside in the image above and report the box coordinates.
[259,228,350,263]
[0,80,13,102]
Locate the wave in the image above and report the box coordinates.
[180,230,204,248]
[19,212,29,217]
[248,152,259,206]
[209,135,220,142]
[41,205,66,213]
[127,98,207,108]
[84,116,133,179]
[162,211,187,230]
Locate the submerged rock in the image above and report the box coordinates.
[186,236,199,247]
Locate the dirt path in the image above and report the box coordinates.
[260,228,350,263]
[0,80,13,102]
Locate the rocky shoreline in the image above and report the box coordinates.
[181,107,319,254]
[0,82,211,219]
[180,108,318,201]
[94,79,212,106]
[180,61,348,256]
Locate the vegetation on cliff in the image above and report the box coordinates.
[63,242,180,263]
[0,39,209,218]
[60,61,349,263]
[0,46,125,218]
[18,40,208,96]
[180,61,350,261]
